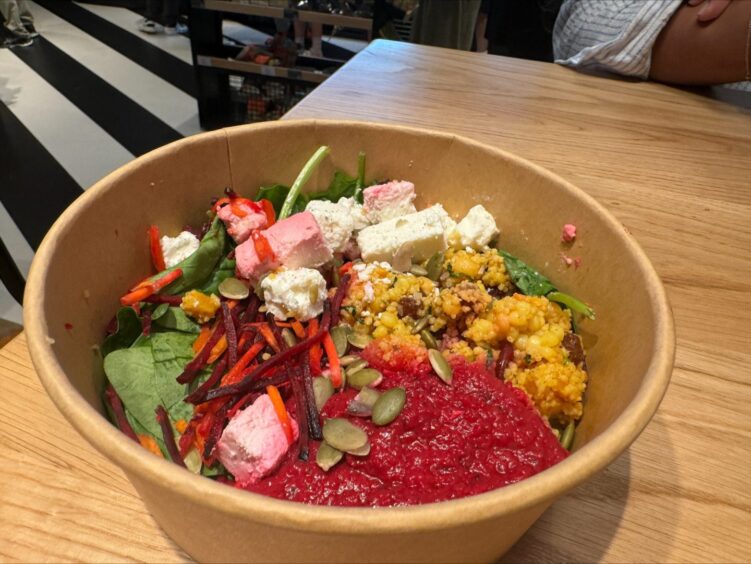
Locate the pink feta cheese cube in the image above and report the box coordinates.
[235,211,333,280]
[217,200,269,244]
[363,180,416,223]
[216,394,299,486]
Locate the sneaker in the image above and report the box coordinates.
[22,21,39,38]
[1,29,33,48]
[164,22,188,35]
[137,19,163,34]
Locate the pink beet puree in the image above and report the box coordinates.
[244,355,568,507]
[217,201,269,244]
[235,211,332,280]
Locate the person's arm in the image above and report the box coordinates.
[650,0,751,84]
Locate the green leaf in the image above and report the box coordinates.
[547,291,596,320]
[149,217,227,295]
[498,250,557,296]
[309,170,358,203]
[255,184,308,217]
[201,461,229,477]
[199,255,236,295]
[150,303,170,321]
[101,307,142,357]
[153,307,201,334]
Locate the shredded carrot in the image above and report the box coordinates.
[148,225,166,272]
[339,262,354,276]
[138,435,164,457]
[257,323,281,353]
[290,320,306,340]
[308,318,322,375]
[193,325,211,354]
[322,331,342,387]
[121,268,182,306]
[266,385,294,445]
[207,335,227,364]
[221,342,264,386]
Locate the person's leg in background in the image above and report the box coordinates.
[0,0,33,47]
[17,0,35,36]
[162,0,181,34]
[139,0,165,34]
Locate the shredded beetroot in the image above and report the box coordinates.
[289,363,309,461]
[227,249,236,260]
[177,310,227,385]
[203,402,231,462]
[142,294,183,306]
[243,294,260,323]
[202,303,331,403]
[141,309,152,336]
[104,385,138,442]
[301,352,322,440]
[329,273,351,327]
[495,340,515,380]
[155,405,186,467]
[184,356,228,405]
[178,422,197,458]
[222,302,238,369]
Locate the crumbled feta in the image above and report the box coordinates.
[450,205,499,250]
[364,282,375,302]
[337,197,369,230]
[356,205,454,271]
[363,180,417,223]
[160,231,200,268]
[260,268,327,321]
[306,200,355,254]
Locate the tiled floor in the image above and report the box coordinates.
[0,1,364,326]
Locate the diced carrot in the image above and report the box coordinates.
[149,225,166,272]
[290,320,306,340]
[138,434,164,457]
[193,325,211,354]
[322,331,342,387]
[266,384,294,445]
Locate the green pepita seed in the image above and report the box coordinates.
[281,327,297,348]
[322,418,368,452]
[371,387,406,426]
[345,358,368,377]
[218,277,250,300]
[560,420,576,451]
[356,387,381,407]
[428,349,453,385]
[347,332,372,349]
[420,329,438,349]
[411,315,429,335]
[409,264,429,277]
[316,441,343,471]
[346,441,371,456]
[348,368,382,390]
[426,252,444,281]
[339,354,360,366]
[330,325,351,357]
[313,377,334,411]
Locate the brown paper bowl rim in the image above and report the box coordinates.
[25,119,675,534]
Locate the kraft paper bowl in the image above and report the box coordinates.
[24,119,674,562]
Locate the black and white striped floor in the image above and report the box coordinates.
[0,1,363,325]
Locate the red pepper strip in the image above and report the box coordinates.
[213,197,230,212]
[322,332,342,388]
[222,302,238,369]
[290,320,306,340]
[184,357,228,405]
[222,342,264,386]
[177,309,226,385]
[155,405,186,468]
[339,262,354,276]
[251,230,276,263]
[257,323,281,353]
[104,385,138,442]
[260,198,276,227]
[201,303,331,403]
[495,340,515,380]
[329,273,352,327]
[121,268,182,306]
[148,225,166,272]
[308,318,322,375]
[267,384,294,445]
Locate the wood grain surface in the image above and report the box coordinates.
[2,40,750,562]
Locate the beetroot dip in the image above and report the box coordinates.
[244,346,568,507]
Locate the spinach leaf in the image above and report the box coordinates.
[309,171,358,203]
[101,307,142,357]
[498,250,557,296]
[153,307,200,334]
[150,332,197,423]
[150,303,169,321]
[149,217,226,295]
[255,184,309,217]
[199,255,236,295]
[257,170,359,217]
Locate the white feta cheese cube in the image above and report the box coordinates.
[450,205,499,249]
[306,200,355,253]
[260,268,327,321]
[356,205,453,271]
[160,231,200,268]
[337,197,369,231]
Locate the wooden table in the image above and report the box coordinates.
[2,40,750,562]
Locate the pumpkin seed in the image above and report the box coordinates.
[371,387,406,426]
[347,332,372,349]
[347,441,371,456]
[218,277,250,300]
[345,358,368,377]
[339,354,360,367]
[348,368,382,390]
[560,420,576,451]
[347,388,382,417]
[322,418,368,452]
[330,325,351,357]
[428,349,453,384]
[420,329,438,349]
[313,377,334,411]
[426,252,444,281]
[409,264,428,277]
[316,441,343,471]
[281,327,297,348]
[356,387,381,407]
[411,315,429,335]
